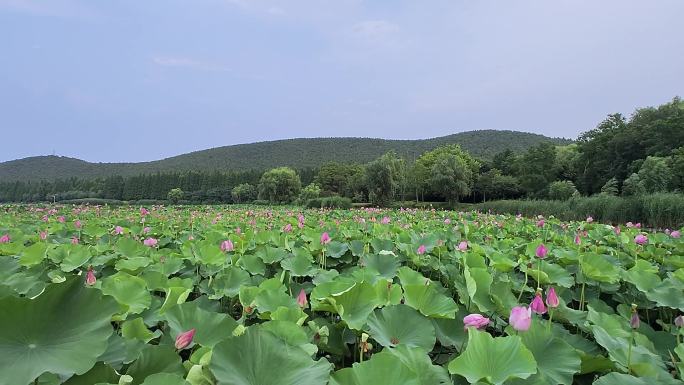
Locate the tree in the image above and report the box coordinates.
[299,183,321,202]
[492,149,517,176]
[475,169,522,201]
[167,188,184,204]
[638,156,672,193]
[257,167,302,203]
[547,180,579,200]
[365,151,403,206]
[231,183,256,203]
[429,153,473,203]
[622,173,645,196]
[670,146,684,192]
[514,142,558,197]
[600,177,619,196]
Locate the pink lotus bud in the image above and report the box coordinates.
[509,306,532,331]
[74,220,82,229]
[530,293,547,314]
[535,243,548,259]
[546,287,559,308]
[458,241,468,251]
[444,218,451,224]
[320,232,331,245]
[630,312,640,329]
[463,314,490,329]
[283,223,293,233]
[635,223,641,229]
[143,237,158,247]
[58,216,66,223]
[114,226,124,235]
[220,239,234,252]
[536,220,545,227]
[381,216,391,224]
[86,267,96,286]
[71,237,79,245]
[574,234,581,245]
[40,231,47,240]
[675,315,684,328]
[672,231,681,239]
[614,226,621,235]
[634,234,648,246]
[297,288,308,308]
[174,328,196,350]
[140,207,149,216]
[0,234,10,243]
[143,227,151,234]
[417,245,426,255]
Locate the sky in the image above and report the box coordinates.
[1,0,683,163]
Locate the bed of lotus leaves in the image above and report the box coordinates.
[0,204,683,385]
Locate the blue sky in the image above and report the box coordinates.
[1,0,683,163]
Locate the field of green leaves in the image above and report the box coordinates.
[1,205,683,385]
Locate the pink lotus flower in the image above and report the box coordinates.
[297,288,308,308]
[536,220,545,227]
[530,293,547,314]
[86,267,96,286]
[634,234,648,246]
[57,216,66,223]
[672,231,681,239]
[143,237,158,247]
[320,232,331,245]
[381,216,391,224]
[635,223,642,229]
[675,315,684,328]
[283,223,293,233]
[463,314,490,329]
[444,218,451,224]
[175,328,196,350]
[457,241,468,251]
[40,231,47,240]
[546,287,559,308]
[220,239,234,252]
[140,207,150,216]
[535,243,548,259]
[417,245,426,255]
[143,227,151,234]
[114,226,124,235]
[586,216,594,223]
[574,234,581,245]
[626,222,634,228]
[0,234,10,243]
[74,220,82,229]
[509,306,532,331]
[630,312,640,329]
[71,237,79,245]
[614,226,621,235]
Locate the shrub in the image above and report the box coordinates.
[305,196,352,209]
[547,181,579,200]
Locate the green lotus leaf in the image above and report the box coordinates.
[509,320,581,385]
[644,277,684,311]
[432,317,466,348]
[63,362,119,385]
[328,281,378,330]
[60,244,92,272]
[0,277,118,385]
[125,345,185,385]
[254,287,298,314]
[98,333,146,369]
[581,254,620,283]
[210,327,332,385]
[117,237,147,258]
[140,373,189,385]
[326,241,349,258]
[239,253,266,275]
[210,266,251,298]
[464,266,496,312]
[384,345,451,384]
[362,253,400,279]
[329,349,421,385]
[592,372,682,385]
[365,304,436,351]
[448,330,537,385]
[622,260,661,292]
[165,300,238,347]
[403,283,458,318]
[159,286,192,314]
[373,278,403,306]
[186,364,214,385]
[261,321,317,355]
[121,317,161,342]
[270,306,309,325]
[256,246,288,264]
[281,249,317,276]
[101,271,152,314]
[20,242,48,266]
[115,257,151,273]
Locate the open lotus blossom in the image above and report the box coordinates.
[114,226,124,235]
[0,234,10,243]
[586,216,594,223]
[535,243,548,259]
[220,239,234,252]
[675,315,684,328]
[140,207,150,216]
[634,234,648,246]
[40,231,47,240]
[297,288,308,308]
[546,287,559,308]
[175,328,196,350]
[381,216,391,224]
[509,306,532,331]
[444,218,451,224]
[143,227,151,234]
[417,245,426,255]
[320,232,331,245]
[71,237,79,245]
[86,267,96,286]
[672,231,681,239]
[463,314,490,329]
[457,241,468,251]
[530,293,547,314]
[143,237,158,247]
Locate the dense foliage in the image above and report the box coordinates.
[0,205,683,384]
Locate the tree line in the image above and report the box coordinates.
[0,97,681,206]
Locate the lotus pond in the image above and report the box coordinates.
[1,205,683,385]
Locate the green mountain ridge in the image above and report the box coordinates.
[0,130,572,182]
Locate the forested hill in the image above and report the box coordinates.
[0,130,570,181]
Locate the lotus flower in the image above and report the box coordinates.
[586,216,594,223]
[634,234,648,246]
[672,230,681,239]
[458,241,468,251]
[320,232,331,245]
[530,293,547,314]
[535,243,548,259]
[546,287,559,308]
[220,239,234,252]
[74,220,82,229]
[140,207,150,216]
[536,220,545,227]
[143,237,158,247]
[463,314,490,329]
[86,267,96,286]
[675,315,684,328]
[143,227,151,234]
[444,218,451,224]
[114,226,124,235]
[71,237,79,245]
[39,231,47,240]
[574,234,581,245]
[381,216,391,224]
[630,312,640,329]
[57,216,66,223]
[417,245,426,255]
[283,223,293,233]
[175,328,196,350]
[509,306,532,331]
[614,226,621,235]
[297,288,308,308]
[0,234,10,243]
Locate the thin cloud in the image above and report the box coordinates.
[350,20,400,43]
[152,56,231,72]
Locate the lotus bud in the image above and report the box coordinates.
[463,314,490,330]
[530,292,547,314]
[675,315,684,328]
[174,328,196,350]
[546,287,559,308]
[509,306,532,332]
[535,243,548,259]
[297,288,308,308]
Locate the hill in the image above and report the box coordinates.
[0,130,571,181]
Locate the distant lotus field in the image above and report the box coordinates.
[1,205,684,385]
